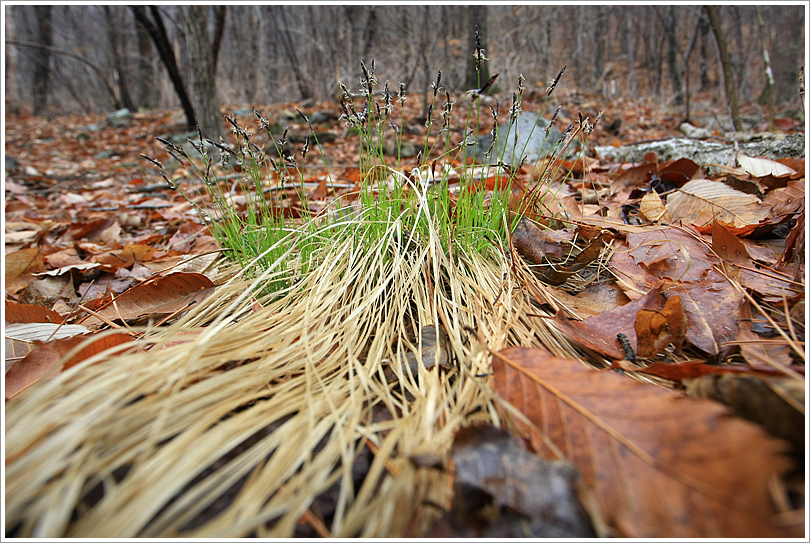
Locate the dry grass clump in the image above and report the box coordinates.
[5,196,576,537]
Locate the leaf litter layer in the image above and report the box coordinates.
[5,64,804,536]
[5,194,577,537]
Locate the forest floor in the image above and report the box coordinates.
[3,89,806,538]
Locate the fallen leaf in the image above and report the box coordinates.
[511,217,563,262]
[5,332,132,400]
[736,151,796,178]
[638,191,672,223]
[634,294,686,357]
[667,269,743,354]
[735,302,795,370]
[666,179,770,228]
[624,360,798,381]
[85,272,216,323]
[5,247,46,294]
[553,288,666,359]
[683,373,804,448]
[5,300,64,324]
[711,220,750,264]
[491,346,791,537]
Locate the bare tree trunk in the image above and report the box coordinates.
[32,5,52,114]
[180,6,222,142]
[131,6,197,129]
[755,6,776,130]
[662,6,683,105]
[698,17,712,91]
[5,7,20,110]
[464,5,490,91]
[705,5,741,131]
[626,10,636,98]
[770,6,804,104]
[575,6,586,88]
[211,6,227,74]
[277,6,312,102]
[104,6,135,111]
[135,14,159,109]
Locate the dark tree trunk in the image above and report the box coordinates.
[698,17,712,90]
[626,9,636,98]
[211,6,227,74]
[705,5,741,131]
[181,6,222,142]
[32,5,52,113]
[104,6,136,111]
[130,6,197,129]
[663,6,683,105]
[771,6,804,104]
[464,5,490,91]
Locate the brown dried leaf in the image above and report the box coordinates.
[634,295,686,357]
[86,272,216,323]
[5,332,132,400]
[553,288,665,359]
[5,247,46,294]
[667,269,743,354]
[638,191,672,223]
[511,217,563,262]
[491,347,792,537]
[5,300,64,324]
[711,220,750,264]
[666,179,770,228]
[684,373,804,448]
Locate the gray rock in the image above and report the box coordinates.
[308,110,336,125]
[106,108,133,128]
[5,154,20,171]
[383,138,419,158]
[94,150,115,159]
[465,112,578,165]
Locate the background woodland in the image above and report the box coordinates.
[5,4,806,123]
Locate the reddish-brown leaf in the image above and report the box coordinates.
[5,300,64,324]
[5,332,132,400]
[491,346,792,537]
[711,220,751,264]
[554,288,665,359]
[87,272,216,323]
[667,269,743,354]
[634,294,687,357]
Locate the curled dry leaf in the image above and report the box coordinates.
[491,346,792,537]
[553,288,666,360]
[736,151,796,178]
[638,191,672,223]
[6,332,132,400]
[511,217,563,263]
[634,294,686,357]
[666,179,770,228]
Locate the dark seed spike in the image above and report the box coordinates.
[295,107,310,125]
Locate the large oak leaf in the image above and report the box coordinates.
[491,347,792,537]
